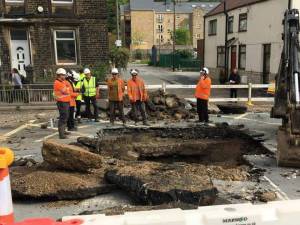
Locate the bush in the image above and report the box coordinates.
[109,47,130,70]
[175,49,193,59]
[90,62,109,82]
[135,49,143,60]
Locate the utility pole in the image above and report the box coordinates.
[172,0,176,72]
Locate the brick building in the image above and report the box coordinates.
[0,0,108,83]
[120,0,218,51]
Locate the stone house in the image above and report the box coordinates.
[204,0,300,84]
[0,0,108,83]
[120,0,218,52]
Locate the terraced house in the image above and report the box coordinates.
[0,0,108,83]
[204,0,300,84]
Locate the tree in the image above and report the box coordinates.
[107,0,129,34]
[109,47,130,70]
[174,28,191,45]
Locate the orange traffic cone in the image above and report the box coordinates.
[0,147,14,225]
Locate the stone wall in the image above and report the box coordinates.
[0,0,108,83]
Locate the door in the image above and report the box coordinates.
[10,29,31,77]
[263,44,271,84]
[230,46,237,71]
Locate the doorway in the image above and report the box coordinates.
[263,44,271,84]
[10,29,31,77]
[231,46,237,71]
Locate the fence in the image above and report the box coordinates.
[0,83,273,105]
[158,54,202,70]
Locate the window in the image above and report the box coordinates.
[54,30,77,65]
[51,0,73,4]
[5,0,24,2]
[208,19,217,36]
[157,35,164,44]
[157,25,163,33]
[157,14,163,23]
[228,16,234,33]
[196,34,201,39]
[239,13,247,32]
[10,29,27,40]
[217,46,225,68]
[238,45,246,70]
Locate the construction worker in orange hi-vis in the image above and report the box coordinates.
[53,68,71,139]
[195,67,211,124]
[107,68,126,126]
[127,69,150,126]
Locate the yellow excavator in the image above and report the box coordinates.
[271,7,300,167]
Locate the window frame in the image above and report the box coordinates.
[228,16,234,33]
[208,19,217,36]
[238,45,246,70]
[5,0,24,3]
[239,13,247,32]
[53,30,77,65]
[217,46,225,68]
[51,0,73,5]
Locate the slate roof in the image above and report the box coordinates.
[127,0,220,13]
[205,0,268,17]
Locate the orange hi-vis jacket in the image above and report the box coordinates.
[127,77,148,102]
[107,77,125,101]
[66,81,79,107]
[195,76,212,100]
[53,79,71,103]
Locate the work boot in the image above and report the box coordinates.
[123,121,127,127]
[95,119,99,122]
[68,127,78,131]
[64,131,71,135]
[58,126,67,139]
[77,118,82,124]
[134,122,138,126]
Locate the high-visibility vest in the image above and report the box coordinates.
[80,73,86,81]
[195,76,211,100]
[127,78,148,102]
[53,80,71,102]
[67,81,78,107]
[82,77,96,97]
[75,81,82,101]
[107,78,125,101]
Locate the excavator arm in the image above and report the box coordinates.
[271,8,300,167]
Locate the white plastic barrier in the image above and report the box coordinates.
[63,200,300,225]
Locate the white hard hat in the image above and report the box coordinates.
[201,67,209,75]
[111,68,119,74]
[72,70,80,81]
[130,69,138,75]
[56,68,67,75]
[84,68,91,75]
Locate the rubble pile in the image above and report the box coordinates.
[11,125,276,211]
[144,90,195,120]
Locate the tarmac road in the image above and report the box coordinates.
[1,110,300,221]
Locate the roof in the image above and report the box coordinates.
[128,0,220,13]
[205,0,268,17]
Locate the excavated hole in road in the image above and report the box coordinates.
[77,125,270,208]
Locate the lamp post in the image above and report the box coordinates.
[172,0,176,72]
[116,0,120,41]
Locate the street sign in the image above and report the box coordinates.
[115,40,122,47]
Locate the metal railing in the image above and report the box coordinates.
[0,83,273,105]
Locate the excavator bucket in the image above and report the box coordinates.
[277,129,300,167]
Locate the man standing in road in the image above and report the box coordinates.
[229,68,241,99]
[195,67,211,124]
[82,68,99,122]
[107,68,126,126]
[127,69,150,126]
[53,68,71,139]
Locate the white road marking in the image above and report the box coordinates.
[0,120,36,141]
[34,132,59,142]
[263,175,290,200]
[215,114,281,126]
[234,113,249,120]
